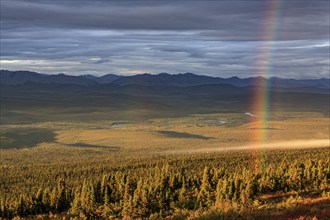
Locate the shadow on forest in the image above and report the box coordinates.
[61,142,120,150]
[200,197,330,220]
[158,130,214,140]
[250,127,283,130]
[0,128,119,150]
[0,128,56,149]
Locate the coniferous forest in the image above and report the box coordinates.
[1,147,329,219]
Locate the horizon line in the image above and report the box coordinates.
[1,69,329,80]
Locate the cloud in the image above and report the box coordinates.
[0,0,329,78]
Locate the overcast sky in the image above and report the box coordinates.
[1,0,329,78]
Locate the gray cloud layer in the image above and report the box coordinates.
[1,0,329,78]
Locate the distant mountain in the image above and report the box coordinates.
[0,70,50,85]
[0,70,97,86]
[81,74,122,84]
[46,73,97,86]
[100,74,123,83]
[272,78,330,88]
[1,70,329,88]
[111,72,226,87]
[111,73,330,88]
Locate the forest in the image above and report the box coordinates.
[1,147,329,219]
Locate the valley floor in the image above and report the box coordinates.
[0,112,329,219]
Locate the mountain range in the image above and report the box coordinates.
[1,70,329,88]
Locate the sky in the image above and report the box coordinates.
[0,0,329,78]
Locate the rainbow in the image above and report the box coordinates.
[250,0,282,170]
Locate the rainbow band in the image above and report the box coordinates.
[251,0,282,170]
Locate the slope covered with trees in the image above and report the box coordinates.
[1,148,329,219]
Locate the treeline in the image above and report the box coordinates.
[1,158,329,219]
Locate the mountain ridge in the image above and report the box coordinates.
[1,70,329,88]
